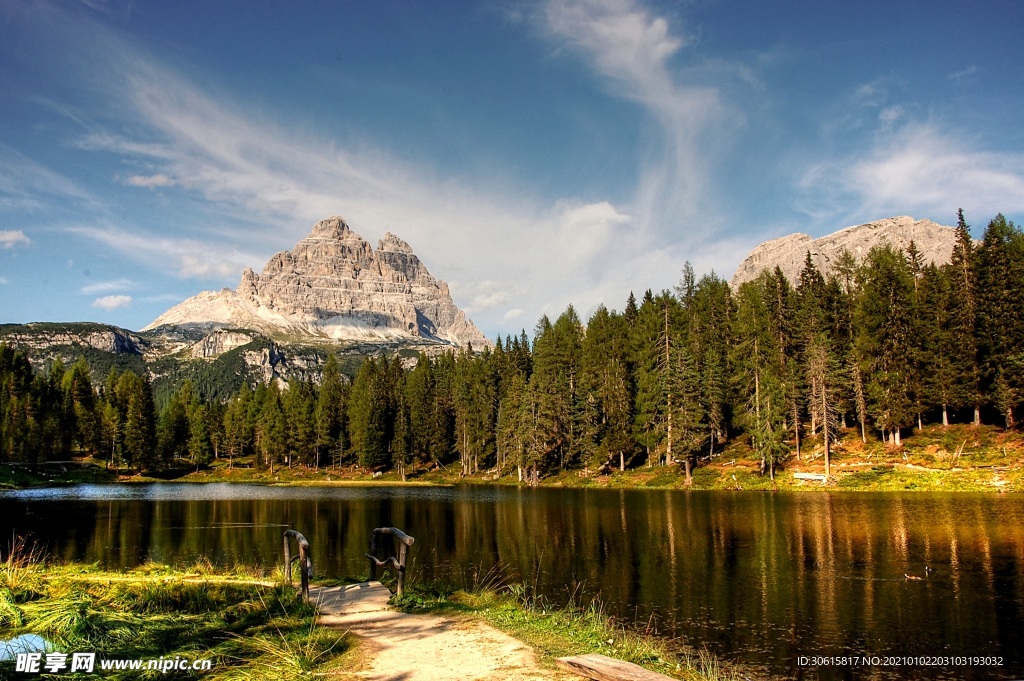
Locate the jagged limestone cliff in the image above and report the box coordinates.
[144,217,488,348]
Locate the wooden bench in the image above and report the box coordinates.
[793,472,828,484]
[555,654,676,681]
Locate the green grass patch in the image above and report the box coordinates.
[0,542,350,680]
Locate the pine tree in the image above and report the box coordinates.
[392,389,411,481]
[976,214,1024,427]
[732,275,789,478]
[582,306,635,471]
[946,208,982,423]
[805,335,840,476]
[855,246,916,444]
[919,264,957,426]
[315,354,347,469]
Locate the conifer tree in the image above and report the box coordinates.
[582,305,635,471]
[315,354,347,468]
[976,214,1024,426]
[855,246,916,444]
[947,209,982,424]
[732,275,789,478]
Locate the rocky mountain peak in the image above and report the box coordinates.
[309,215,352,240]
[730,216,958,288]
[144,217,489,348]
[378,231,414,254]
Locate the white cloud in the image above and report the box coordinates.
[0,144,94,211]
[39,0,746,335]
[0,276,9,285]
[799,123,1024,224]
[541,0,732,233]
[878,105,905,132]
[68,225,258,280]
[80,278,133,294]
[124,173,175,188]
[948,66,978,82]
[91,294,132,310]
[0,230,29,249]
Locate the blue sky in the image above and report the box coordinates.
[2,0,1023,339]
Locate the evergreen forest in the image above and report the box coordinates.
[2,212,1023,483]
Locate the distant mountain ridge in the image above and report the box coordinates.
[145,216,489,348]
[730,216,959,288]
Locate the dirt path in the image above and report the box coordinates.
[311,582,571,681]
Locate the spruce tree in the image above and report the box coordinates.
[855,246,916,444]
[946,208,982,423]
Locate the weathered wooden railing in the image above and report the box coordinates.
[365,527,415,598]
[283,530,313,601]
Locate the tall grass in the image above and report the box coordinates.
[0,542,350,681]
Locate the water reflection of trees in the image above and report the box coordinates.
[6,489,1024,679]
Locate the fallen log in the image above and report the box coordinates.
[555,653,676,681]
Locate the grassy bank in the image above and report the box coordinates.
[0,462,115,489]
[4,424,1022,493]
[0,544,351,680]
[392,581,745,681]
[168,424,1024,493]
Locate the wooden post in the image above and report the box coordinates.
[283,530,313,602]
[365,527,415,598]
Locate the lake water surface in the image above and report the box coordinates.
[2,484,1022,680]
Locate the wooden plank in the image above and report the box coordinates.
[555,653,676,681]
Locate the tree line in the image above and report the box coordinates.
[2,211,1022,482]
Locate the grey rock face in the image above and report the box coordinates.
[0,325,144,355]
[730,216,959,288]
[144,217,489,348]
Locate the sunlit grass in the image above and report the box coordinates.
[0,539,350,681]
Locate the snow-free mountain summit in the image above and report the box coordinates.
[145,217,489,348]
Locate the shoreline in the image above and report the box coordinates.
[0,559,741,681]
[3,425,1022,493]
[2,459,1020,493]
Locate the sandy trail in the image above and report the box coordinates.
[311,582,571,681]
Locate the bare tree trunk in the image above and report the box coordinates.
[942,405,949,427]
[974,405,981,426]
[619,451,624,472]
[822,388,830,478]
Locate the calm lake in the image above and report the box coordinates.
[2,484,1022,680]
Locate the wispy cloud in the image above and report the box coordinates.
[24,0,747,334]
[540,0,733,234]
[68,225,260,280]
[53,18,688,331]
[0,276,9,285]
[0,144,94,211]
[123,173,175,188]
[799,122,1024,224]
[80,278,133,294]
[0,230,30,249]
[92,294,131,310]
[948,65,978,83]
